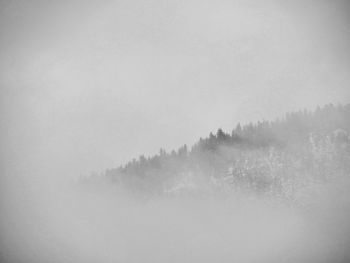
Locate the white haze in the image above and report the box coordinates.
[1,0,350,176]
[1,0,350,262]
[1,171,350,263]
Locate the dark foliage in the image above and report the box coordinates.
[93,104,350,197]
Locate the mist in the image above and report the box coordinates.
[1,0,350,262]
[1,0,350,176]
[1,166,350,263]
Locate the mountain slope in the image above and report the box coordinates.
[87,103,350,198]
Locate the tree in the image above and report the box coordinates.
[178,144,188,157]
[217,128,227,141]
[235,123,242,135]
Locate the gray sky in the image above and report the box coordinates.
[1,0,350,178]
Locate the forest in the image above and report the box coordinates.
[84,103,350,202]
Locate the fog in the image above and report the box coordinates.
[1,0,350,176]
[1,0,350,262]
[0,166,349,263]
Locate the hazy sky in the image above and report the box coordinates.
[1,0,350,178]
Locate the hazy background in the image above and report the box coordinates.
[1,0,350,178]
[1,1,350,263]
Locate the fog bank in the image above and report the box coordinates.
[1,173,350,263]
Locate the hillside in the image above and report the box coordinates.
[86,104,350,199]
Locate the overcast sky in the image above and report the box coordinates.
[1,0,350,178]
